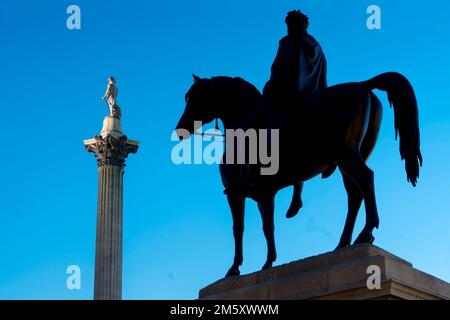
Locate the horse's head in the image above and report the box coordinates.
[175,74,217,140]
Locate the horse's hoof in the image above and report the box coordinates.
[354,232,375,245]
[225,267,240,278]
[286,200,302,219]
[335,242,349,251]
[261,261,273,270]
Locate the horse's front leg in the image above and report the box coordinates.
[257,195,276,270]
[225,194,245,278]
[286,182,303,218]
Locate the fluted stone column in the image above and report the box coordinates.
[84,116,138,300]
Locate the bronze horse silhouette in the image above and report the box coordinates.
[175,72,422,277]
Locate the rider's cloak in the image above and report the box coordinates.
[263,32,327,100]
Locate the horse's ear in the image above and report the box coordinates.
[192,74,201,83]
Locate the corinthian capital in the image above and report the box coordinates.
[84,134,138,167]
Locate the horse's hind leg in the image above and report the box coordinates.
[336,172,363,249]
[338,152,380,245]
[257,195,276,270]
[225,194,245,278]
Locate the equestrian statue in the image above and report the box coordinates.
[175,10,422,278]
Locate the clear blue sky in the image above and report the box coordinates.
[0,0,449,299]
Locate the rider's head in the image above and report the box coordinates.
[108,76,116,84]
[285,10,309,35]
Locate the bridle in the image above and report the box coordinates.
[193,118,225,137]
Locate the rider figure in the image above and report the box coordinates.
[226,11,328,218]
[263,10,327,106]
[265,10,327,218]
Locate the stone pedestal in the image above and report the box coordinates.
[199,244,450,300]
[84,116,139,300]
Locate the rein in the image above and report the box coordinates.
[193,118,225,137]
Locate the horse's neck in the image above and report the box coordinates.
[220,112,251,131]
[220,98,266,133]
[213,77,262,131]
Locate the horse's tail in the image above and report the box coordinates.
[361,72,423,186]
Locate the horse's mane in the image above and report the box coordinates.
[209,76,263,118]
[210,76,261,96]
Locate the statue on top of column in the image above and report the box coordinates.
[102,76,122,119]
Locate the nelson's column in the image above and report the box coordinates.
[83,77,139,300]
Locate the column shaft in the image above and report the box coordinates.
[94,165,124,300]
